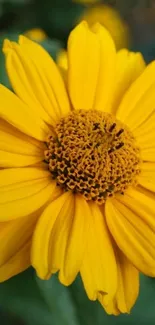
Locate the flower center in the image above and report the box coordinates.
[45,110,141,204]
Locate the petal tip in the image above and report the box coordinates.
[18,35,30,45]
[2,39,12,54]
[91,22,102,32]
[72,20,89,35]
[79,20,89,28]
[3,39,19,55]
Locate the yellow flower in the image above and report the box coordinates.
[24,28,47,41]
[0,21,155,315]
[78,4,129,49]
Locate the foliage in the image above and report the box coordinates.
[0,269,155,325]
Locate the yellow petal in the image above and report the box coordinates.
[68,21,100,110]
[116,61,155,131]
[0,118,45,149]
[0,85,49,141]
[31,192,72,279]
[92,23,116,113]
[99,250,139,315]
[0,167,55,220]
[105,195,155,276]
[19,36,70,118]
[4,36,70,122]
[60,195,90,285]
[0,127,44,156]
[138,163,155,192]
[80,202,117,304]
[133,112,155,162]
[111,49,145,114]
[98,295,119,315]
[0,210,38,268]
[3,40,53,125]
[117,187,155,232]
[0,150,44,168]
[0,241,30,282]
[47,195,74,278]
[114,250,139,313]
[79,3,129,50]
[0,119,44,167]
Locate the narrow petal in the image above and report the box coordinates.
[31,192,72,279]
[0,242,30,282]
[98,250,139,315]
[105,195,155,276]
[133,112,155,162]
[116,61,155,131]
[0,85,49,141]
[60,195,90,285]
[0,118,45,150]
[111,49,145,114]
[0,167,56,220]
[3,40,53,125]
[48,195,74,279]
[92,23,116,113]
[117,187,155,232]
[0,151,44,168]
[98,295,119,315]
[114,250,139,313]
[0,206,42,282]
[0,128,44,155]
[0,210,38,268]
[138,163,155,192]
[80,202,117,304]
[3,37,70,123]
[68,22,100,110]
[0,119,44,167]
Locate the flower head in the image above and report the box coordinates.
[0,21,155,315]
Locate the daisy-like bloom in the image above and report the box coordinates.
[0,21,155,315]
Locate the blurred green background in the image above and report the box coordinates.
[0,0,155,324]
[1,269,155,325]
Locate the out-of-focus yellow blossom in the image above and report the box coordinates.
[78,4,130,50]
[24,28,47,42]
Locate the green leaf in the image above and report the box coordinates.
[0,269,155,325]
[69,275,105,325]
[36,274,80,325]
[69,274,155,325]
[0,268,57,325]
